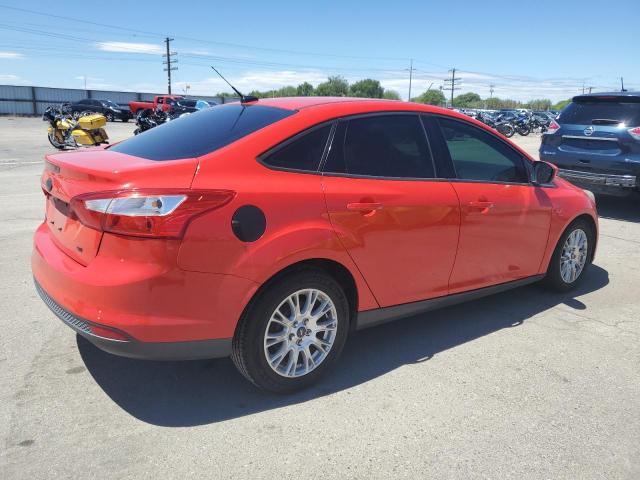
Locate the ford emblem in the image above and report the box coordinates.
[584,126,595,136]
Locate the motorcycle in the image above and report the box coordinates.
[511,113,532,136]
[133,105,191,135]
[477,111,515,138]
[133,108,160,135]
[43,104,109,150]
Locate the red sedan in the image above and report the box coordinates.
[33,97,598,392]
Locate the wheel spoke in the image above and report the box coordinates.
[265,331,287,347]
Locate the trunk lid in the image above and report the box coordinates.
[41,149,198,265]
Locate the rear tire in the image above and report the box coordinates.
[498,124,515,138]
[543,218,595,292]
[231,269,350,393]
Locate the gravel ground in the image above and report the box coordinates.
[0,117,638,479]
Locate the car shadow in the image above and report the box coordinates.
[79,265,609,427]
[595,194,640,223]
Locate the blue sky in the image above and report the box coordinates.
[0,0,637,101]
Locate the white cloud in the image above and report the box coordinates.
[0,74,28,84]
[96,42,165,55]
[174,70,329,95]
[0,51,24,59]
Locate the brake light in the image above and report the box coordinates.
[70,189,235,238]
[628,126,640,140]
[545,120,560,135]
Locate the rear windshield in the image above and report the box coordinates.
[559,98,640,126]
[110,104,295,160]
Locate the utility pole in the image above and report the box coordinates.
[588,86,593,94]
[489,84,495,98]
[162,37,178,95]
[621,77,627,92]
[442,68,461,108]
[406,58,416,101]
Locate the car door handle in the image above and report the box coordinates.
[467,201,495,213]
[347,202,384,212]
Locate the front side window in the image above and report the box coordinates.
[110,104,295,161]
[262,125,331,172]
[437,117,528,183]
[323,114,435,179]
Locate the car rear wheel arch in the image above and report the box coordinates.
[234,258,358,338]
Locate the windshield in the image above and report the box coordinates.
[103,100,120,108]
[559,98,640,126]
[110,103,295,161]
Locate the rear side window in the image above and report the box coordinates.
[323,114,435,179]
[110,104,295,160]
[560,98,640,126]
[437,117,528,183]
[262,125,332,171]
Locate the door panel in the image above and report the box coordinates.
[448,182,552,292]
[322,177,460,307]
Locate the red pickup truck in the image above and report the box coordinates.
[128,95,185,115]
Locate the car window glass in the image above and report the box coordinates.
[559,100,640,126]
[263,125,331,172]
[110,104,295,161]
[323,115,435,179]
[437,117,528,183]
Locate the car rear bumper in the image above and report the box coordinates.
[35,279,232,360]
[556,168,638,195]
[32,221,258,358]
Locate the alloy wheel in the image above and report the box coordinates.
[263,288,338,378]
[560,228,588,283]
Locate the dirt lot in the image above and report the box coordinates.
[0,117,638,479]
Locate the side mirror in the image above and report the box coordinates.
[532,161,556,185]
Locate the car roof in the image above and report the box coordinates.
[573,91,640,101]
[244,96,423,111]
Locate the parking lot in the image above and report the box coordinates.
[0,116,638,479]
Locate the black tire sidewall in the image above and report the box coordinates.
[235,270,350,393]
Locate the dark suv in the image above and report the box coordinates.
[68,99,132,122]
[540,92,640,196]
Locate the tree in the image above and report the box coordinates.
[349,78,384,98]
[525,98,552,111]
[382,89,401,100]
[552,99,571,111]
[413,89,446,106]
[453,92,482,108]
[315,76,349,97]
[296,82,314,96]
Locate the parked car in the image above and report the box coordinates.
[171,98,215,114]
[33,98,598,393]
[68,99,132,122]
[128,95,185,115]
[540,92,640,196]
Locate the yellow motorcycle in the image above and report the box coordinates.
[43,104,109,150]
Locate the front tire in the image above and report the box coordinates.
[231,269,350,393]
[543,218,595,292]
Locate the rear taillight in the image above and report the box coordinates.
[70,189,235,238]
[628,126,640,140]
[545,120,560,135]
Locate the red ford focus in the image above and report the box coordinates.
[33,97,598,392]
